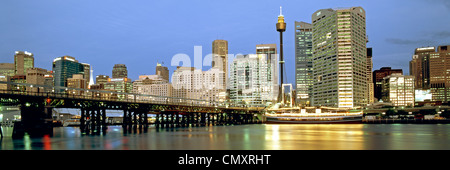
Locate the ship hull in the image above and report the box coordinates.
[265,116,362,124]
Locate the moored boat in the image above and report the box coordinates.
[264,106,363,124]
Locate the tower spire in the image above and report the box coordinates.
[280,6,283,16]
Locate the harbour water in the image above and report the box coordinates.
[1,124,450,150]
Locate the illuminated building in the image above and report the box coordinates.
[212,39,228,90]
[410,45,450,102]
[294,21,313,106]
[132,75,172,102]
[172,66,225,102]
[373,67,403,102]
[26,67,47,93]
[311,7,368,108]
[104,77,132,100]
[14,51,34,76]
[52,56,88,87]
[0,63,15,77]
[229,54,277,106]
[67,74,87,95]
[112,64,128,78]
[381,73,415,106]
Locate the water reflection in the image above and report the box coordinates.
[1,124,450,150]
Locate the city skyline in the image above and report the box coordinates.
[1,0,450,85]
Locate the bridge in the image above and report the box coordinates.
[0,81,265,138]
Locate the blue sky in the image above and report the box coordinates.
[1,0,449,85]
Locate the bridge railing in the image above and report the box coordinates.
[0,81,266,109]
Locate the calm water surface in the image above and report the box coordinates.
[1,124,450,150]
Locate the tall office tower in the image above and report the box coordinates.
[311,7,368,108]
[373,67,403,102]
[367,48,374,104]
[411,45,450,102]
[381,73,415,106]
[256,44,279,104]
[112,64,128,78]
[155,62,169,81]
[229,54,277,107]
[294,21,313,106]
[410,47,435,89]
[212,40,228,89]
[14,51,34,75]
[52,56,86,87]
[91,75,109,90]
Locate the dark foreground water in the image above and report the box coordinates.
[1,124,450,150]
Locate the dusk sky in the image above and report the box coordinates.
[1,0,449,85]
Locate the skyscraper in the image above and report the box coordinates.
[112,64,128,78]
[256,44,279,104]
[52,56,87,87]
[14,51,34,76]
[155,62,169,81]
[212,39,228,90]
[311,7,368,108]
[229,54,277,106]
[294,21,313,106]
[410,45,450,102]
[367,48,374,104]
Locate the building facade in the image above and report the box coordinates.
[52,56,87,87]
[112,64,128,78]
[171,66,225,103]
[373,67,403,102]
[155,63,169,81]
[294,21,313,106]
[212,40,228,90]
[410,45,450,102]
[14,51,34,76]
[311,7,368,108]
[229,54,277,106]
[381,74,415,106]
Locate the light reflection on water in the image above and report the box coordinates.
[1,124,450,150]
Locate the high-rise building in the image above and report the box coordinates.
[381,73,415,106]
[256,44,279,103]
[112,64,128,78]
[229,54,277,106]
[373,67,403,102]
[52,56,87,87]
[212,40,228,90]
[311,7,368,108]
[367,48,374,104]
[155,63,169,81]
[410,45,450,102]
[410,47,435,89]
[294,21,313,106]
[14,51,34,76]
